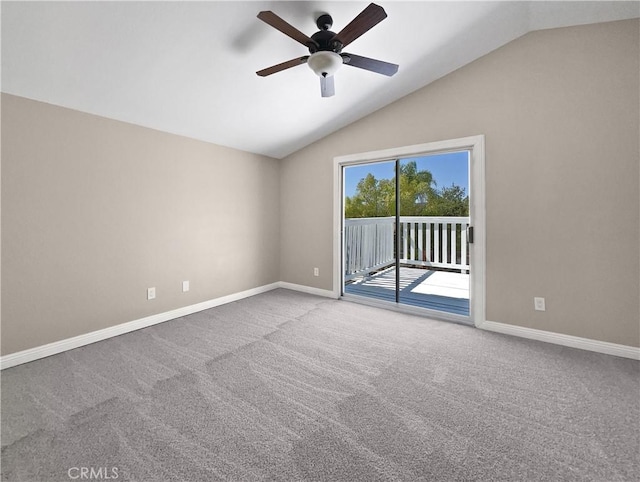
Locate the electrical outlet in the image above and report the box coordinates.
[534,297,545,311]
[182,280,190,292]
[313,267,319,277]
[147,287,156,300]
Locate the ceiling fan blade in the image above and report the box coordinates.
[256,56,309,77]
[257,11,318,48]
[332,3,387,48]
[320,75,335,97]
[342,53,398,76]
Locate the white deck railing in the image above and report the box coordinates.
[344,216,470,280]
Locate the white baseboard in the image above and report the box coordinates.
[276,281,338,299]
[478,319,640,360]
[0,282,281,370]
[3,285,636,369]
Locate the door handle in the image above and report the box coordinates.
[468,226,474,244]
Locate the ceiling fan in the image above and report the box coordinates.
[256,3,399,98]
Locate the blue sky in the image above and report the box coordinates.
[344,151,469,198]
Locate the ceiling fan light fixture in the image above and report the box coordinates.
[307,51,342,77]
[256,4,397,97]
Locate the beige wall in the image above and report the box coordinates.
[2,19,638,357]
[280,19,640,347]
[1,94,281,355]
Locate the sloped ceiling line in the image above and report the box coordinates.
[2,1,638,159]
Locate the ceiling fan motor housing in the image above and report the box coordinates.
[309,14,343,54]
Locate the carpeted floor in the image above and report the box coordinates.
[1,289,639,481]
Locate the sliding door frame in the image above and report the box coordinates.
[332,135,485,327]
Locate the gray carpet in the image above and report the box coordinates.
[1,289,638,481]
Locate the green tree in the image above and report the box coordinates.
[398,161,437,215]
[426,184,469,216]
[344,173,393,217]
[345,163,468,218]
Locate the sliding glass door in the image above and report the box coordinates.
[342,150,471,321]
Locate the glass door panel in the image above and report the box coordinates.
[397,152,470,315]
[343,161,397,303]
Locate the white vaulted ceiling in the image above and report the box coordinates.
[2,1,638,159]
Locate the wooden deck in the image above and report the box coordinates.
[344,266,470,316]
